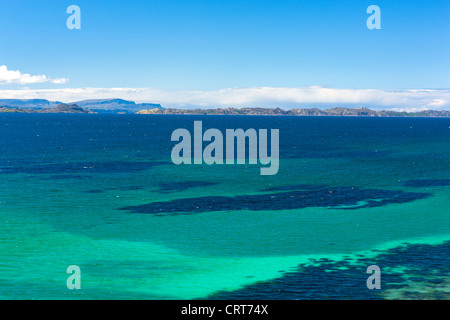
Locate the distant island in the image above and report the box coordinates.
[137,107,450,118]
[0,104,95,114]
[1,99,449,117]
[0,99,162,114]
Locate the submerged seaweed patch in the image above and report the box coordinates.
[84,186,145,194]
[208,241,450,300]
[285,148,394,160]
[84,189,105,194]
[83,182,214,195]
[116,186,145,191]
[119,186,430,215]
[35,174,93,180]
[403,179,450,187]
[0,161,167,175]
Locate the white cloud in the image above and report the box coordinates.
[0,86,449,110]
[0,65,69,85]
[426,99,446,108]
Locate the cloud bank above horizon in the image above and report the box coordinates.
[0,65,68,85]
[0,86,449,111]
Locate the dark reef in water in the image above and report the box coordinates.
[208,241,450,300]
[0,161,167,175]
[403,179,450,187]
[34,174,93,180]
[157,181,219,193]
[75,181,218,195]
[284,148,394,159]
[84,186,145,194]
[119,185,430,216]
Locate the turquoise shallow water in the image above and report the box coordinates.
[0,114,449,299]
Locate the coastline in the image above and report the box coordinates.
[136,106,450,118]
[1,104,450,118]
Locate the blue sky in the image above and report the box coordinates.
[0,0,449,109]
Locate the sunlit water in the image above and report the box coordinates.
[0,114,448,299]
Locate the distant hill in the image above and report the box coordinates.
[1,100,449,117]
[0,104,94,114]
[137,107,450,117]
[72,99,163,113]
[41,104,95,114]
[0,99,163,113]
[0,99,62,109]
